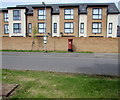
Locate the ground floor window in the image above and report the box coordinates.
[92,22,102,34]
[28,23,32,33]
[64,22,74,33]
[80,23,84,33]
[4,24,9,34]
[38,23,46,33]
[13,23,21,33]
[54,23,57,33]
[108,23,112,34]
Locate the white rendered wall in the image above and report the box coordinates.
[118,1,120,26]
[8,9,26,37]
[79,14,87,37]
[107,14,118,37]
[52,15,60,37]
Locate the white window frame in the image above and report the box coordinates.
[4,24,9,34]
[92,22,102,34]
[13,23,21,33]
[38,23,46,33]
[93,8,102,19]
[4,13,8,22]
[64,22,74,33]
[80,23,84,33]
[38,9,46,20]
[108,23,112,34]
[13,10,21,20]
[28,23,32,33]
[64,9,74,19]
[54,23,57,33]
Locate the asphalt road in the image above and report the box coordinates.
[2,52,119,76]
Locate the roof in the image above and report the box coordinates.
[0,8,8,12]
[1,3,119,14]
[17,3,120,14]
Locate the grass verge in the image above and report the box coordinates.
[0,50,93,53]
[2,69,119,98]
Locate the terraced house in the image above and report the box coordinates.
[0,3,119,38]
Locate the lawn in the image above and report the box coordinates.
[0,50,93,53]
[2,69,119,98]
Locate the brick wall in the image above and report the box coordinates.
[2,37,120,53]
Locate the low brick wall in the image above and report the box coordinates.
[2,37,120,53]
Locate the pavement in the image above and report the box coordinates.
[2,52,119,76]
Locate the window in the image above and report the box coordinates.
[13,10,21,20]
[38,9,46,20]
[64,9,74,19]
[38,23,46,33]
[4,13,8,22]
[93,8,102,19]
[80,23,84,33]
[54,23,57,33]
[13,23,21,33]
[28,23,32,33]
[92,22,102,33]
[4,24,9,34]
[64,22,74,33]
[108,23,112,34]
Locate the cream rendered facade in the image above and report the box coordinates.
[79,14,87,37]
[107,14,118,37]
[118,1,120,26]
[52,15,60,37]
[8,9,26,37]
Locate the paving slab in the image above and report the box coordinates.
[0,83,19,97]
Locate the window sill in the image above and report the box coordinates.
[13,19,21,21]
[64,19,74,20]
[38,19,46,21]
[92,19,102,20]
[92,33,102,34]
[64,33,74,34]
[4,21,9,23]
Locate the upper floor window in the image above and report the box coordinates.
[4,24,9,34]
[54,23,57,33]
[38,23,46,33]
[108,23,112,34]
[13,10,21,20]
[64,22,74,33]
[92,22,102,34]
[4,13,8,22]
[38,9,46,20]
[64,9,74,19]
[92,8,102,19]
[28,23,32,33]
[80,23,84,33]
[13,23,21,33]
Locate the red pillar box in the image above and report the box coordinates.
[68,39,73,52]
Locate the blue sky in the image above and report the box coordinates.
[0,0,119,8]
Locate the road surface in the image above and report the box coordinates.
[2,52,119,76]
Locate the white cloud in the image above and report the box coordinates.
[0,0,119,8]
[0,0,119,3]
